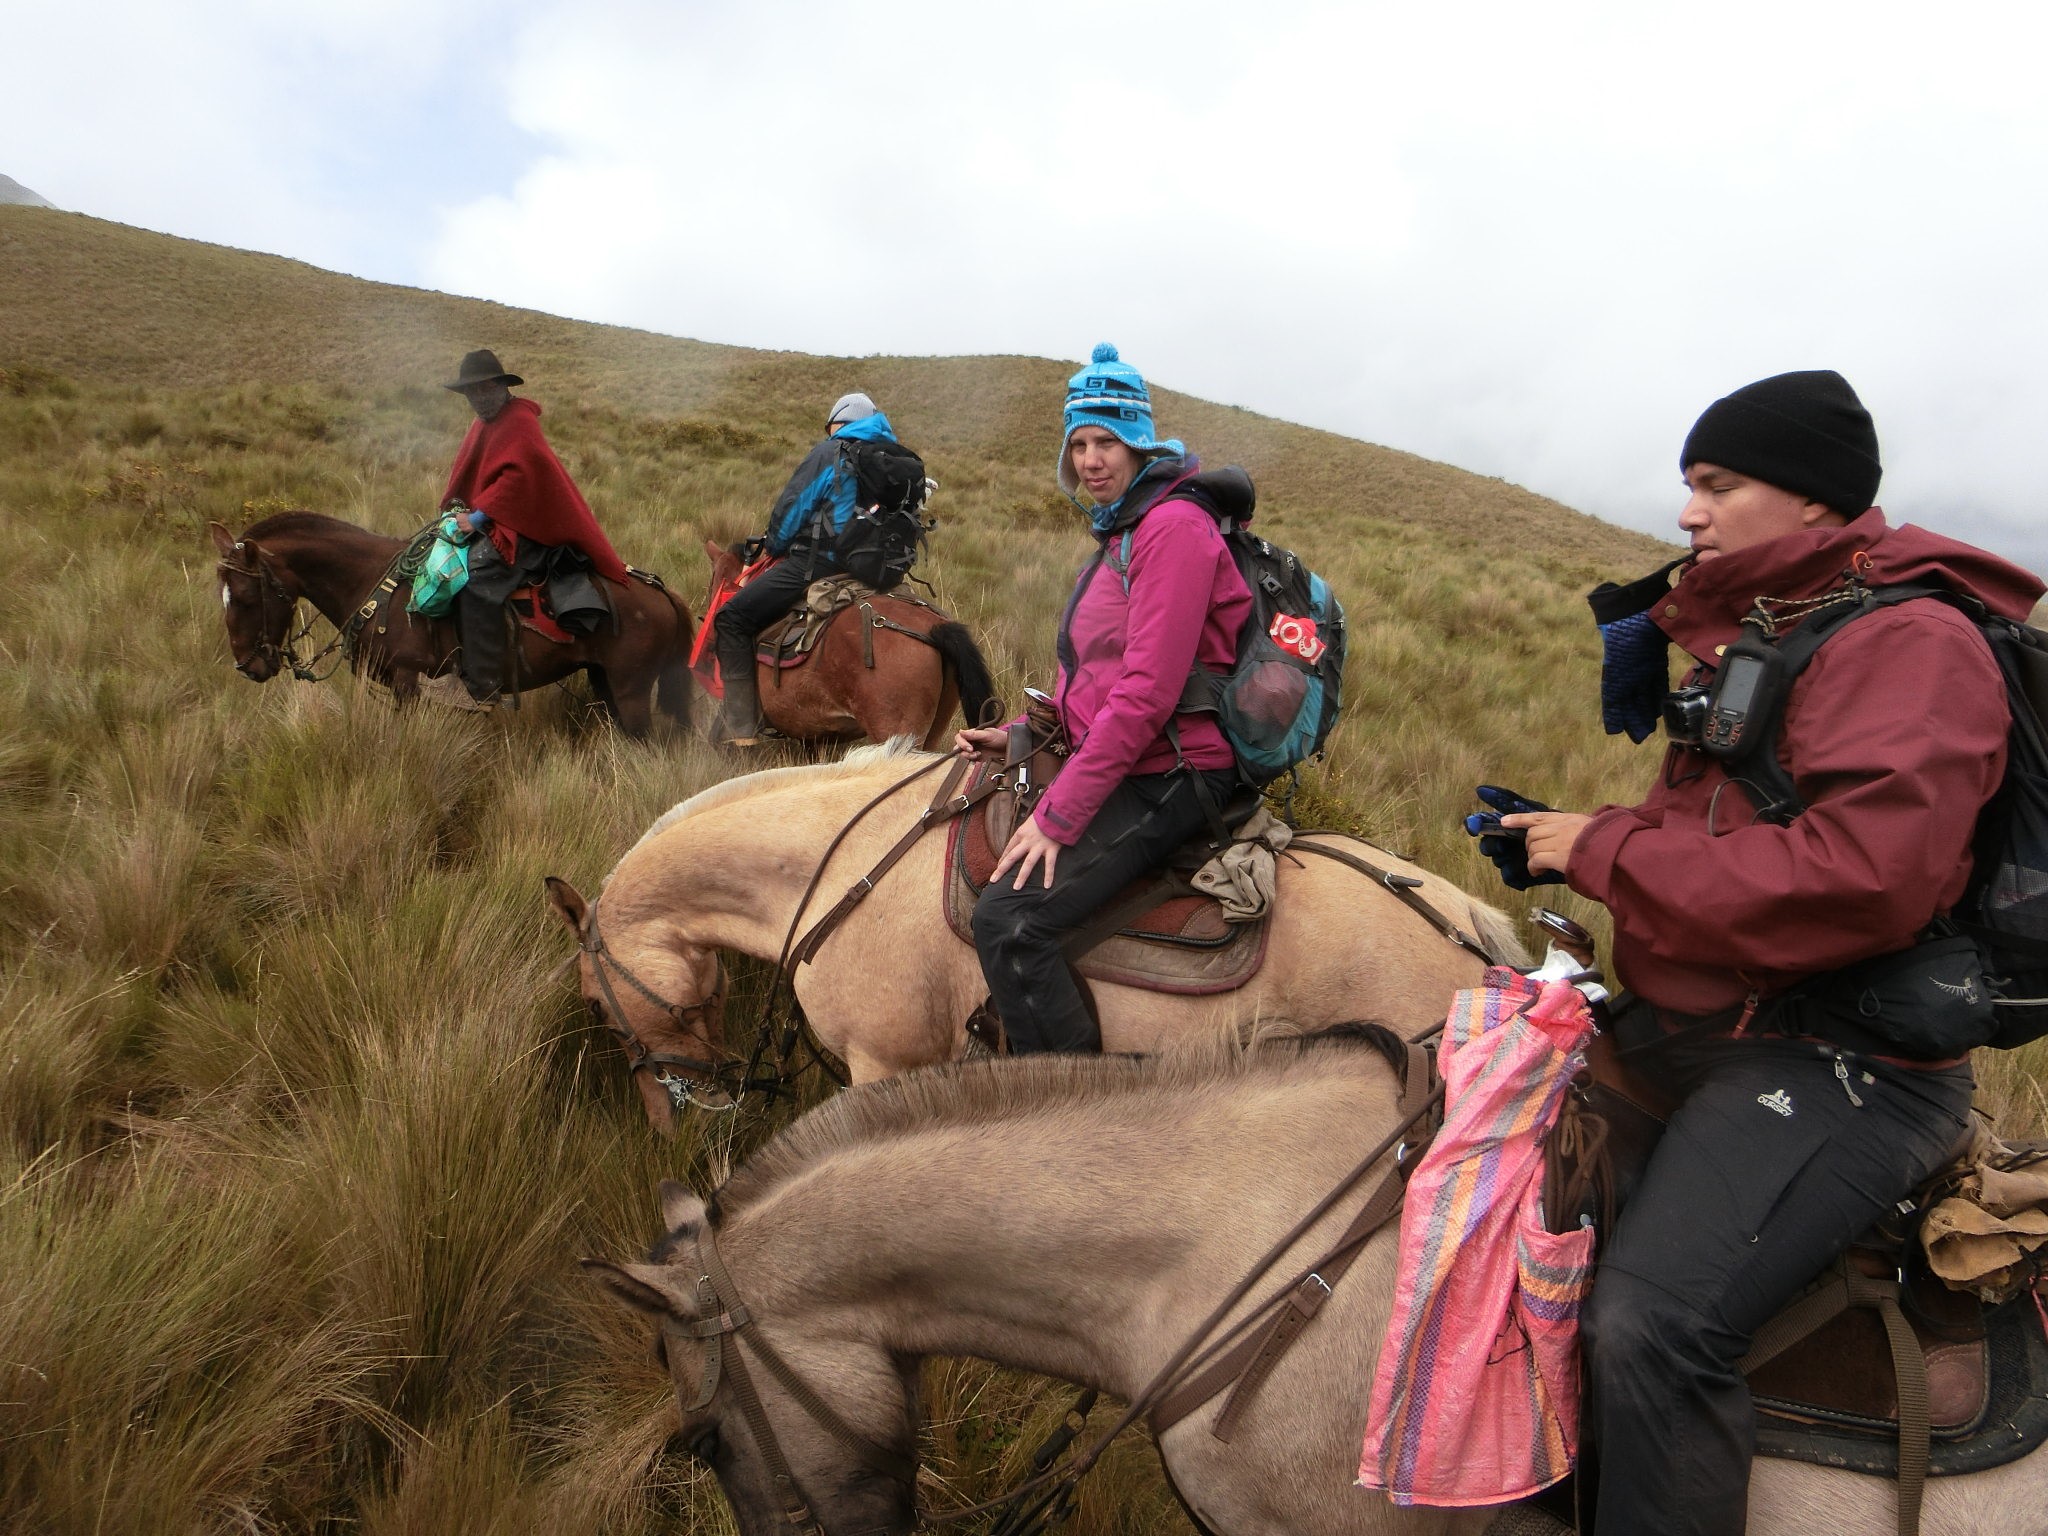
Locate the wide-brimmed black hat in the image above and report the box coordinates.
[444,349,524,391]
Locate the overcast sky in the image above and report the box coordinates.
[8,1,2045,570]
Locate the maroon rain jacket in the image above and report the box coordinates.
[1568,513,2044,1019]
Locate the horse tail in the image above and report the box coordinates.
[654,582,696,729]
[927,621,1002,729]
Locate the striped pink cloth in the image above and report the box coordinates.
[1357,969,1596,1507]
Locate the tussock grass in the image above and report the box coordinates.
[1,203,2033,1531]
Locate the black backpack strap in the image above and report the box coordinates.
[1726,583,1980,823]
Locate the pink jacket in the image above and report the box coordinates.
[1033,498,1252,844]
[1567,514,2043,1016]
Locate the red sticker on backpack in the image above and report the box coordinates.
[1270,613,1326,663]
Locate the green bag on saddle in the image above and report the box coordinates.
[408,513,474,618]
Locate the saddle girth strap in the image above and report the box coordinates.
[1739,1261,1930,1536]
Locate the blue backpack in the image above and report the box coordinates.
[1109,467,1347,785]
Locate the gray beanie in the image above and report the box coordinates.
[827,392,877,430]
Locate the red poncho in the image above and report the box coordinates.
[441,397,628,584]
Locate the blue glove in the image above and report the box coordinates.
[1597,609,1667,743]
[1463,784,1565,890]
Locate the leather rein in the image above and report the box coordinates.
[576,901,737,1114]
[648,1034,1446,1536]
[217,523,441,685]
[662,1221,919,1536]
[217,542,346,683]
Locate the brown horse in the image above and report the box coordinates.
[209,512,693,736]
[701,540,999,750]
[589,1043,2048,1536]
[545,741,1523,1133]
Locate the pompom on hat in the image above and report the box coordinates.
[1680,369,1882,515]
[1058,342,1185,496]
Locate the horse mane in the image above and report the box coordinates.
[238,510,367,542]
[710,1023,1408,1225]
[611,737,936,877]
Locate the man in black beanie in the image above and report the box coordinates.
[1465,371,2044,1533]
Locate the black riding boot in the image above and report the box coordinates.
[457,533,536,701]
[713,632,764,747]
[455,588,511,701]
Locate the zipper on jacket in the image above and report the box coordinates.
[1731,989,1761,1037]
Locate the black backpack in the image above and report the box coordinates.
[828,437,931,591]
[1714,583,2048,1048]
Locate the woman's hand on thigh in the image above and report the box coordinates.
[993,815,1062,889]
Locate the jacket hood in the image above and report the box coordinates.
[1657,512,2045,662]
[1090,452,1193,535]
[833,412,897,445]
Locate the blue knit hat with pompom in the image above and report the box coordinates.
[1058,343,1185,496]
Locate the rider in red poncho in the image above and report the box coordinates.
[441,350,628,699]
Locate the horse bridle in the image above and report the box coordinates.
[642,1041,1444,1536]
[577,901,735,1113]
[216,541,341,682]
[659,1222,917,1536]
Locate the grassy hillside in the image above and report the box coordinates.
[3,205,2040,1535]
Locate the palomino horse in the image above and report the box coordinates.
[701,540,999,750]
[544,740,1523,1133]
[588,1041,2048,1536]
[209,512,693,736]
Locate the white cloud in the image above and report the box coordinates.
[5,0,2045,570]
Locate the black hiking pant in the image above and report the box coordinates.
[1581,1028,1973,1536]
[456,533,545,700]
[972,767,1236,1055]
[712,554,822,728]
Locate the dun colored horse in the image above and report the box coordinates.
[701,540,998,750]
[589,1042,2048,1536]
[545,740,1523,1133]
[210,513,693,736]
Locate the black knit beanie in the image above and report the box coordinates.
[1679,370,1882,515]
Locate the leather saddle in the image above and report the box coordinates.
[942,754,1271,996]
[1553,1032,2048,1485]
[754,574,887,672]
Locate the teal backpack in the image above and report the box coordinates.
[1109,467,1347,786]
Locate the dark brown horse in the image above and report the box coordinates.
[209,512,694,736]
[701,539,999,750]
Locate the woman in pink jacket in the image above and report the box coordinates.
[954,344,1251,1053]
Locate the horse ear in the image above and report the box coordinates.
[581,1258,686,1318]
[543,876,587,934]
[659,1179,707,1234]
[703,537,723,562]
[207,522,237,559]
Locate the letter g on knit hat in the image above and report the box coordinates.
[1058,343,1185,495]
[1680,369,1883,515]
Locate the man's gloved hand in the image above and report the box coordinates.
[1463,784,1566,890]
[1598,609,1668,744]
